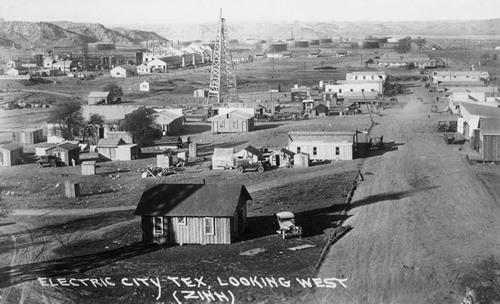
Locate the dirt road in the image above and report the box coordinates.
[310,85,500,303]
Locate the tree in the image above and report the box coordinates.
[394,37,412,53]
[82,113,105,144]
[414,37,427,49]
[48,101,86,141]
[121,108,159,146]
[102,83,123,103]
[407,62,416,70]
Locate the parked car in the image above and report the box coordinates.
[235,159,266,173]
[274,211,302,239]
[36,155,63,168]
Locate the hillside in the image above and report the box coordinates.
[122,18,500,41]
[0,20,169,48]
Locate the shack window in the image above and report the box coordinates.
[297,147,301,153]
[204,217,214,235]
[335,147,340,155]
[177,217,186,225]
[226,114,229,119]
[153,217,163,235]
[313,147,317,156]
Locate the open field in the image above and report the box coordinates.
[1,45,500,304]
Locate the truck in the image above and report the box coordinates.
[36,155,63,168]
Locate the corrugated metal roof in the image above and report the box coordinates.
[461,102,500,118]
[479,118,500,135]
[134,183,252,217]
[0,143,23,151]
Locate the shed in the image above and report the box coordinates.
[293,152,310,168]
[270,148,295,167]
[288,131,357,160]
[194,89,209,98]
[12,128,43,145]
[211,148,235,170]
[110,65,137,78]
[154,110,184,136]
[0,143,23,166]
[234,145,263,162]
[139,81,150,92]
[47,142,79,166]
[96,138,139,161]
[134,183,253,245]
[88,92,112,105]
[478,117,500,161]
[209,109,255,134]
[81,161,96,175]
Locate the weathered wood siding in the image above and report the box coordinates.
[481,135,500,161]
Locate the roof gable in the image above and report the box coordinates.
[134,183,252,217]
[0,143,23,151]
[97,138,126,148]
[461,102,500,118]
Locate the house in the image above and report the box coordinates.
[88,92,112,105]
[46,142,79,166]
[0,143,23,166]
[12,128,43,145]
[137,64,152,75]
[5,68,29,76]
[211,148,235,170]
[52,61,75,74]
[153,109,184,135]
[209,109,255,134]
[96,138,139,161]
[7,60,22,68]
[446,91,491,114]
[324,80,383,96]
[194,89,209,98]
[476,118,500,161]
[432,71,489,83]
[458,102,500,139]
[234,145,263,162]
[336,50,347,57]
[269,148,295,167]
[346,71,387,83]
[134,183,252,245]
[43,58,56,68]
[110,64,137,78]
[314,104,329,117]
[139,81,150,92]
[287,131,357,161]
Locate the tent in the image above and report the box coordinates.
[211,148,234,170]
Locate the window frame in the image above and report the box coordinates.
[153,217,164,235]
[177,217,187,226]
[204,217,214,235]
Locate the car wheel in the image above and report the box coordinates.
[257,166,264,172]
[237,167,244,173]
[50,162,57,168]
[282,230,286,240]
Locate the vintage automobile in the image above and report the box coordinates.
[36,155,63,168]
[235,159,266,173]
[368,135,384,150]
[274,211,303,239]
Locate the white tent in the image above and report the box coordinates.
[211,148,234,170]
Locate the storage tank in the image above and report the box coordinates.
[266,43,288,53]
[309,39,320,45]
[295,40,309,48]
[319,38,333,45]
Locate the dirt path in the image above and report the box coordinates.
[19,89,73,98]
[309,85,500,303]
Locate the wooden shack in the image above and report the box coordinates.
[134,183,252,245]
[478,118,500,161]
[12,128,43,145]
[234,145,263,162]
[96,138,139,161]
[81,161,96,175]
[287,131,357,161]
[47,142,79,166]
[209,109,255,134]
[0,143,23,166]
[293,152,310,168]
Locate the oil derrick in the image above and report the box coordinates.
[207,10,239,104]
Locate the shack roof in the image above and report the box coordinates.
[461,102,500,118]
[55,142,79,151]
[288,131,356,143]
[0,143,23,151]
[209,109,254,120]
[96,138,126,148]
[134,183,252,217]
[239,145,263,158]
[88,92,110,98]
[479,118,500,135]
[280,148,295,157]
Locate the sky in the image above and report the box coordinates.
[1,0,500,25]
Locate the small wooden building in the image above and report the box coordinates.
[270,148,295,167]
[47,142,79,166]
[234,145,263,162]
[81,161,96,175]
[12,128,43,145]
[96,138,139,161]
[288,131,357,161]
[88,92,112,105]
[211,148,235,170]
[110,65,137,78]
[139,81,150,92]
[134,183,253,245]
[478,118,500,161]
[154,110,184,135]
[209,109,255,134]
[293,152,310,168]
[0,143,23,166]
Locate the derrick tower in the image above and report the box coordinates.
[207,10,239,104]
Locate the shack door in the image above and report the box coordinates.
[275,154,280,167]
[242,121,247,132]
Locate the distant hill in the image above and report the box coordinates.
[0,20,169,48]
[122,18,500,41]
